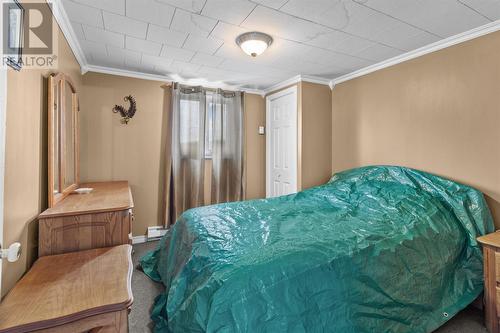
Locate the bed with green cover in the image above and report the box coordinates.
[140,166,494,332]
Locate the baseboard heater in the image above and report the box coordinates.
[147,226,168,239]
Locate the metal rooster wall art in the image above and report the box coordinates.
[112,95,137,124]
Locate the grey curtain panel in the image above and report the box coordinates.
[210,90,244,204]
[163,83,244,227]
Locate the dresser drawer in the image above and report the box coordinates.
[39,209,133,256]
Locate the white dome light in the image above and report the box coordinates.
[236,32,273,57]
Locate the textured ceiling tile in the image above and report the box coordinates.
[156,0,207,13]
[183,34,224,55]
[210,21,249,42]
[170,60,203,75]
[339,3,399,40]
[250,0,289,9]
[281,0,354,29]
[170,9,218,37]
[87,52,123,68]
[305,29,351,50]
[126,0,175,27]
[197,66,252,81]
[78,39,107,62]
[218,58,294,77]
[190,52,225,67]
[107,46,142,66]
[147,25,188,47]
[142,54,174,70]
[72,0,125,15]
[355,43,403,62]
[214,42,245,59]
[387,30,440,52]
[357,0,489,37]
[61,0,104,28]
[70,21,85,40]
[160,45,196,62]
[372,21,439,51]
[460,0,500,21]
[202,0,256,25]
[305,47,372,71]
[332,35,378,55]
[126,36,162,55]
[79,39,106,53]
[103,12,148,39]
[241,5,331,42]
[82,25,125,48]
[258,38,313,62]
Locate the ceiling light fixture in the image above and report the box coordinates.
[236,32,273,57]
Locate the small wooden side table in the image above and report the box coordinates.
[478,232,500,333]
[0,245,133,333]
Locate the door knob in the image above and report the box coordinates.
[0,242,22,263]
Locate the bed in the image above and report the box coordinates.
[141,166,494,333]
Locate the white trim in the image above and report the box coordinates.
[87,65,171,83]
[331,19,500,86]
[0,0,7,297]
[264,75,331,95]
[48,0,89,73]
[266,85,298,198]
[132,235,148,245]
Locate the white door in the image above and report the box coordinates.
[266,85,298,198]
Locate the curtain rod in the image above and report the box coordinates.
[172,82,241,97]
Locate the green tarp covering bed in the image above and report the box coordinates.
[141,166,494,332]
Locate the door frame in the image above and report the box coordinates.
[265,85,298,198]
[0,66,7,298]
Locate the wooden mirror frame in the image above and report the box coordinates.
[48,73,80,207]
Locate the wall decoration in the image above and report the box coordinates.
[112,95,137,124]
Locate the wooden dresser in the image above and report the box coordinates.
[0,245,133,333]
[478,232,500,333]
[38,181,134,256]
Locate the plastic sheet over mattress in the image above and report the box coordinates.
[141,166,494,332]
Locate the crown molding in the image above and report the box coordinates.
[331,19,500,86]
[85,65,265,95]
[263,74,331,95]
[48,0,89,73]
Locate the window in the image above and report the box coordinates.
[179,99,201,157]
[179,96,224,159]
[204,101,215,159]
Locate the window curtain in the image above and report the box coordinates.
[210,90,244,204]
[162,83,244,227]
[169,84,206,226]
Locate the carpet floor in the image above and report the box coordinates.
[130,241,487,333]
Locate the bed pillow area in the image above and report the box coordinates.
[141,165,494,333]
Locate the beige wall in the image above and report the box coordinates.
[300,82,332,189]
[332,30,500,227]
[244,93,266,199]
[79,73,166,236]
[2,18,82,296]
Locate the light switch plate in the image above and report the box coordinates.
[258,126,265,135]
